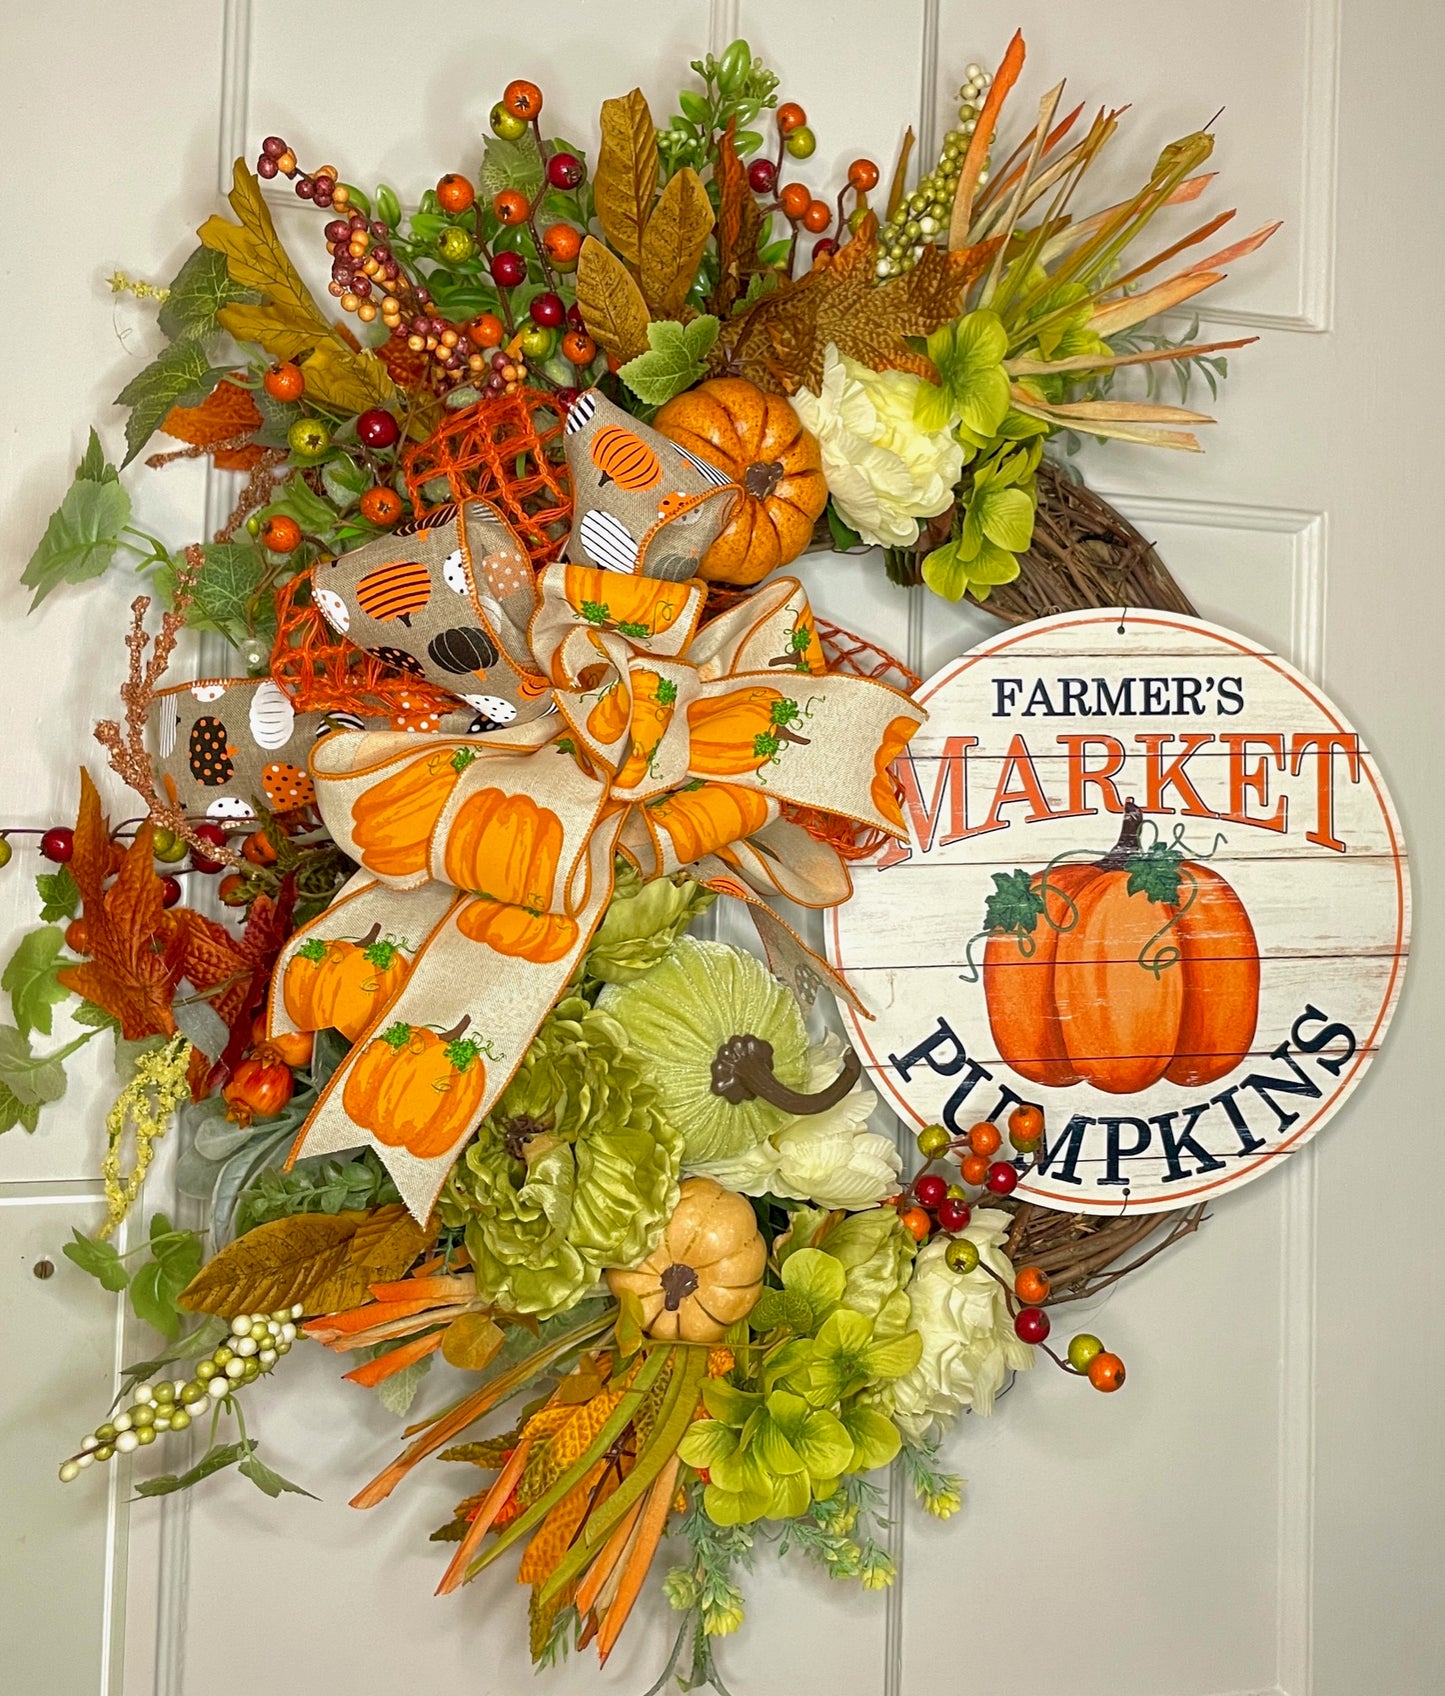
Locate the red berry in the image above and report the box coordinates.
[748,158,777,194]
[566,302,585,331]
[546,151,585,190]
[40,828,74,863]
[159,875,182,909]
[190,823,228,874]
[936,1197,972,1233]
[356,408,400,449]
[1015,1307,1050,1345]
[984,1161,1019,1195]
[529,291,565,328]
[810,237,838,262]
[490,249,527,289]
[914,1172,947,1210]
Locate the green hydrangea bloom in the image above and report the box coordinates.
[584,862,715,986]
[438,996,681,1318]
[600,937,810,1164]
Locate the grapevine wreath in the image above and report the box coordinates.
[8,30,1285,1690]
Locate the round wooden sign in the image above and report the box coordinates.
[827,611,1411,1213]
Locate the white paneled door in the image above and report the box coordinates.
[2,3,1440,1694]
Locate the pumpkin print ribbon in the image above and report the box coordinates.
[248,390,925,1221]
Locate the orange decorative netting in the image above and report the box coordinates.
[402,388,573,568]
[781,618,920,861]
[268,576,457,720]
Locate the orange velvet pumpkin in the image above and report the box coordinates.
[983,810,1260,1094]
[342,1021,488,1158]
[282,933,410,1041]
[349,746,477,878]
[647,781,771,864]
[654,378,827,586]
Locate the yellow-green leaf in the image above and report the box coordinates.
[441,1312,506,1372]
[179,1204,433,1318]
[575,236,651,362]
[198,161,324,326]
[639,167,714,320]
[595,88,658,272]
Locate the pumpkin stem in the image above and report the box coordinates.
[659,1263,700,1312]
[710,1034,863,1115]
[1098,798,1145,870]
[743,459,785,502]
[358,921,382,947]
[439,1015,472,1042]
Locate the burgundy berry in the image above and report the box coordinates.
[811,237,838,261]
[529,291,564,328]
[546,151,585,190]
[914,1172,947,1210]
[936,1197,972,1233]
[1015,1307,1051,1345]
[261,137,287,159]
[295,176,315,200]
[357,409,400,449]
[40,827,75,863]
[566,302,585,330]
[190,822,228,873]
[256,156,279,180]
[985,1160,1020,1195]
[324,219,349,243]
[748,158,777,194]
[159,875,182,909]
[490,250,527,289]
[554,386,581,412]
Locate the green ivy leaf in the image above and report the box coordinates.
[157,245,259,343]
[479,132,545,200]
[0,1080,41,1136]
[73,1002,121,1031]
[129,1218,204,1340]
[115,340,229,466]
[35,866,81,923]
[239,1448,318,1500]
[320,455,369,510]
[269,476,340,538]
[982,869,1045,937]
[134,1440,249,1498]
[3,927,74,1038]
[825,503,862,551]
[188,542,269,635]
[21,474,132,608]
[62,1229,130,1292]
[619,315,720,405]
[1125,843,1186,905]
[0,1024,73,1107]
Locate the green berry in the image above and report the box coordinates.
[95,1422,117,1443]
[129,1403,155,1427]
[945,1239,979,1274]
[135,1425,157,1446]
[169,1409,191,1432]
[287,418,331,462]
[489,101,528,141]
[95,1443,115,1461]
[0,838,12,870]
[153,1382,175,1404]
[212,1345,234,1366]
[1068,1333,1104,1373]
[437,226,475,264]
[195,1360,217,1382]
[916,1124,951,1160]
[784,124,816,159]
[180,1381,207,1405]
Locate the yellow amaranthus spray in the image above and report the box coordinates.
[99,1034,191,1239]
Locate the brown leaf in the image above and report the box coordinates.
[717,219,997,393]
[161,377,264,471]
[442,1311,507,1371]
[639,167,714,320]
[201,161,397,417]
[57,782,185,1040]
[180,1204,435,1318]
[594,89,658,272]
[575,237,651,362]
[710,120,761,317]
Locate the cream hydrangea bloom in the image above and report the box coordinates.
[791,344,964,548]
[890,1209,1035,1440]
[689,1034,902,1210]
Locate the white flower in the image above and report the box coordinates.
[890,1209,1034,1440]
[792,345,964,549]
[688,1034,902,1210]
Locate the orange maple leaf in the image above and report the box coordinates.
[161,376,265,472]
[173,892,294,1030]
[57,773,186,1040]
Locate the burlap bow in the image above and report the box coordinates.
[156,389,924,1219]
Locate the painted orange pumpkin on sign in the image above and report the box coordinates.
[827,611,1411,1215]
[982,800,1260,1094]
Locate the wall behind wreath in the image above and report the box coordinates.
[0,3,1441,1694]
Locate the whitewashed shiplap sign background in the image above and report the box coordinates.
[1,3,1442,1696]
